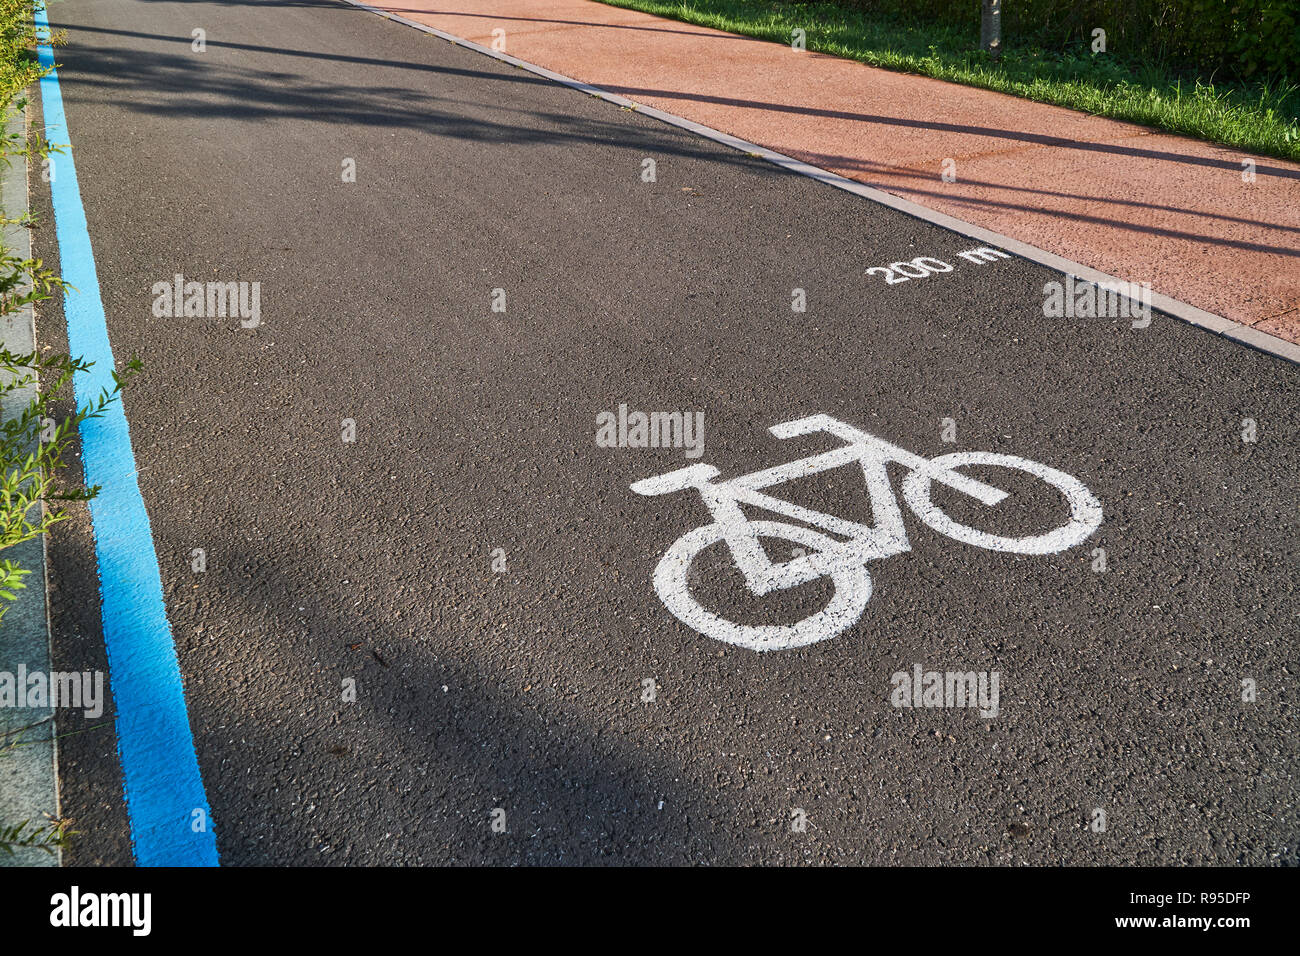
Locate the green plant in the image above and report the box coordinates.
[0,0,129,860]
[0,816,73,856]
[827,0,1300,80]
[0,348,141,620]
[0,0,46,101]
[0,0,137,625]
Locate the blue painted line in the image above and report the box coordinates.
[35,8,218,867]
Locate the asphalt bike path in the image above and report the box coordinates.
[35,0,1298,865]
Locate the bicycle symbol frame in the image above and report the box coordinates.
[630,414,1103,651]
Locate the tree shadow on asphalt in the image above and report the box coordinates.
[48,3,1300,187]
[134,0,769,44]
[45,21,762,172]
[798,162,1300,258]
[601,84,1300,182]
[181,545,749,865]
[830,164,1300,239]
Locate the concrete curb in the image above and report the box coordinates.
[340,0,1300,366]
[0,98,61,868]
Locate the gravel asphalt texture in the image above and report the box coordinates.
[33,0,1299,865]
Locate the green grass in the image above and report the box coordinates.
[592,0,1300,161]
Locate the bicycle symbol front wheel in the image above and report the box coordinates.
[901,452,1102,555]
[651,520,872,652]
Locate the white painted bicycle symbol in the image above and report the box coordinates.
[631,414,1103,652]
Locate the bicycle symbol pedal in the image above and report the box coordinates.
[630,414,1103,652]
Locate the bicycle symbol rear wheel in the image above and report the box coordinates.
[652,520,872,652]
